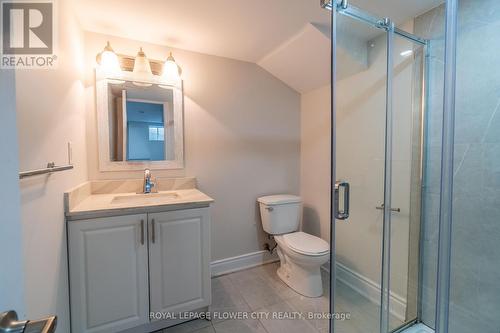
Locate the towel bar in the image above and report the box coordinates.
[19,162,73,179]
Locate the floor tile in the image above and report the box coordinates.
[210,274,251,322]
[213,318,267,333]
[162,263,406,333]
[163,319,213,333]
[258,300,319,333]
[286,293,330,332]
[333,280,403,333]
[401,323,434,333]
[228,266,287,310]
[253,262,302,300]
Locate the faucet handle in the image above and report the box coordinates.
[151,177,158,193]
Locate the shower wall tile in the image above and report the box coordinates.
[422,146,440,195]
[457,0,500,27]
[482,144,500,189]
[484,109,500,142]
[417,0,500,331]
[414,5,445,40]
[425,58,445,145]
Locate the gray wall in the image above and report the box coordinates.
[15,1,88,331]
[0,70,25,316]
[416,1,500,331]
[84,32,301,262]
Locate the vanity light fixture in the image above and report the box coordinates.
[96,41,121,75]
[96,44,182,87]
[133,47,153,87]
[162,52,182,84]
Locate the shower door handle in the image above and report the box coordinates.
[376,204,401,212]
[335,181,350,220]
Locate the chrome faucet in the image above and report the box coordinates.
[143,169,156,194]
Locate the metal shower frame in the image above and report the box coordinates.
[323,0,458,332]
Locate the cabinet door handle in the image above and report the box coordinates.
[140,219,145,245]
[151,219,156,244]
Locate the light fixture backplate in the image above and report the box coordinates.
[119,54,163,76]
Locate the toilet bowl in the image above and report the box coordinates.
[257,195,330,297]
[274,232,329,297]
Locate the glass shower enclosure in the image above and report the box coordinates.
[329,3,429,332]
[323,0,498,332]
[328,1,431,331]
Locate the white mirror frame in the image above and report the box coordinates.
[95,68,184,171]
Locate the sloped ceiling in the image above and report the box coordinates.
[258,23,369,93]
[73,0,331,63]
[258,24,332,94]
[73,0,444,93]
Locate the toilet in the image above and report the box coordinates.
[258,195,330,297]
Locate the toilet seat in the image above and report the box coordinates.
[282,232,329,256]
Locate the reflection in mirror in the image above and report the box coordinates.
[108,82,174,162]
[97,73,184,171]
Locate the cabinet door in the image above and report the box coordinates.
[68,214,149,333]
[149,208,211,315]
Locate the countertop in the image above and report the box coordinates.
[65,178,214,221]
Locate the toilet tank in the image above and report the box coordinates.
[257,195,301,235]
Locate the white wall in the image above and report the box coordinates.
[300,85,331,242]
[0,69,25,316]
[15,0,87,331]
[84,32,301,261]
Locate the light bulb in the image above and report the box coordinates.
[162,52,181,85]
[133,47,153,86]
[97,41,121,76]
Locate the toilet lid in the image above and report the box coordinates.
[283,232,330,256]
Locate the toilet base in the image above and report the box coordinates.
[276,248,324,298]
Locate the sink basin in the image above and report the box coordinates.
[111,192,179,206]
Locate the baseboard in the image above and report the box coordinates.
[211,250,279,277]
[322,262,407,322]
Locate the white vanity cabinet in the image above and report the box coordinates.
[149,209,211,315]
[68,214,150,333]
[68,208,211,333]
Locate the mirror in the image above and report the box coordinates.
[108,82,173,162]
[96,73,184,171]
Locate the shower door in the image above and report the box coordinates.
[328,3,427,333]
[331,11,389,333]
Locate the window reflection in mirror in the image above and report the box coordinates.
[126,101,164,161]
[108,82,175,162]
